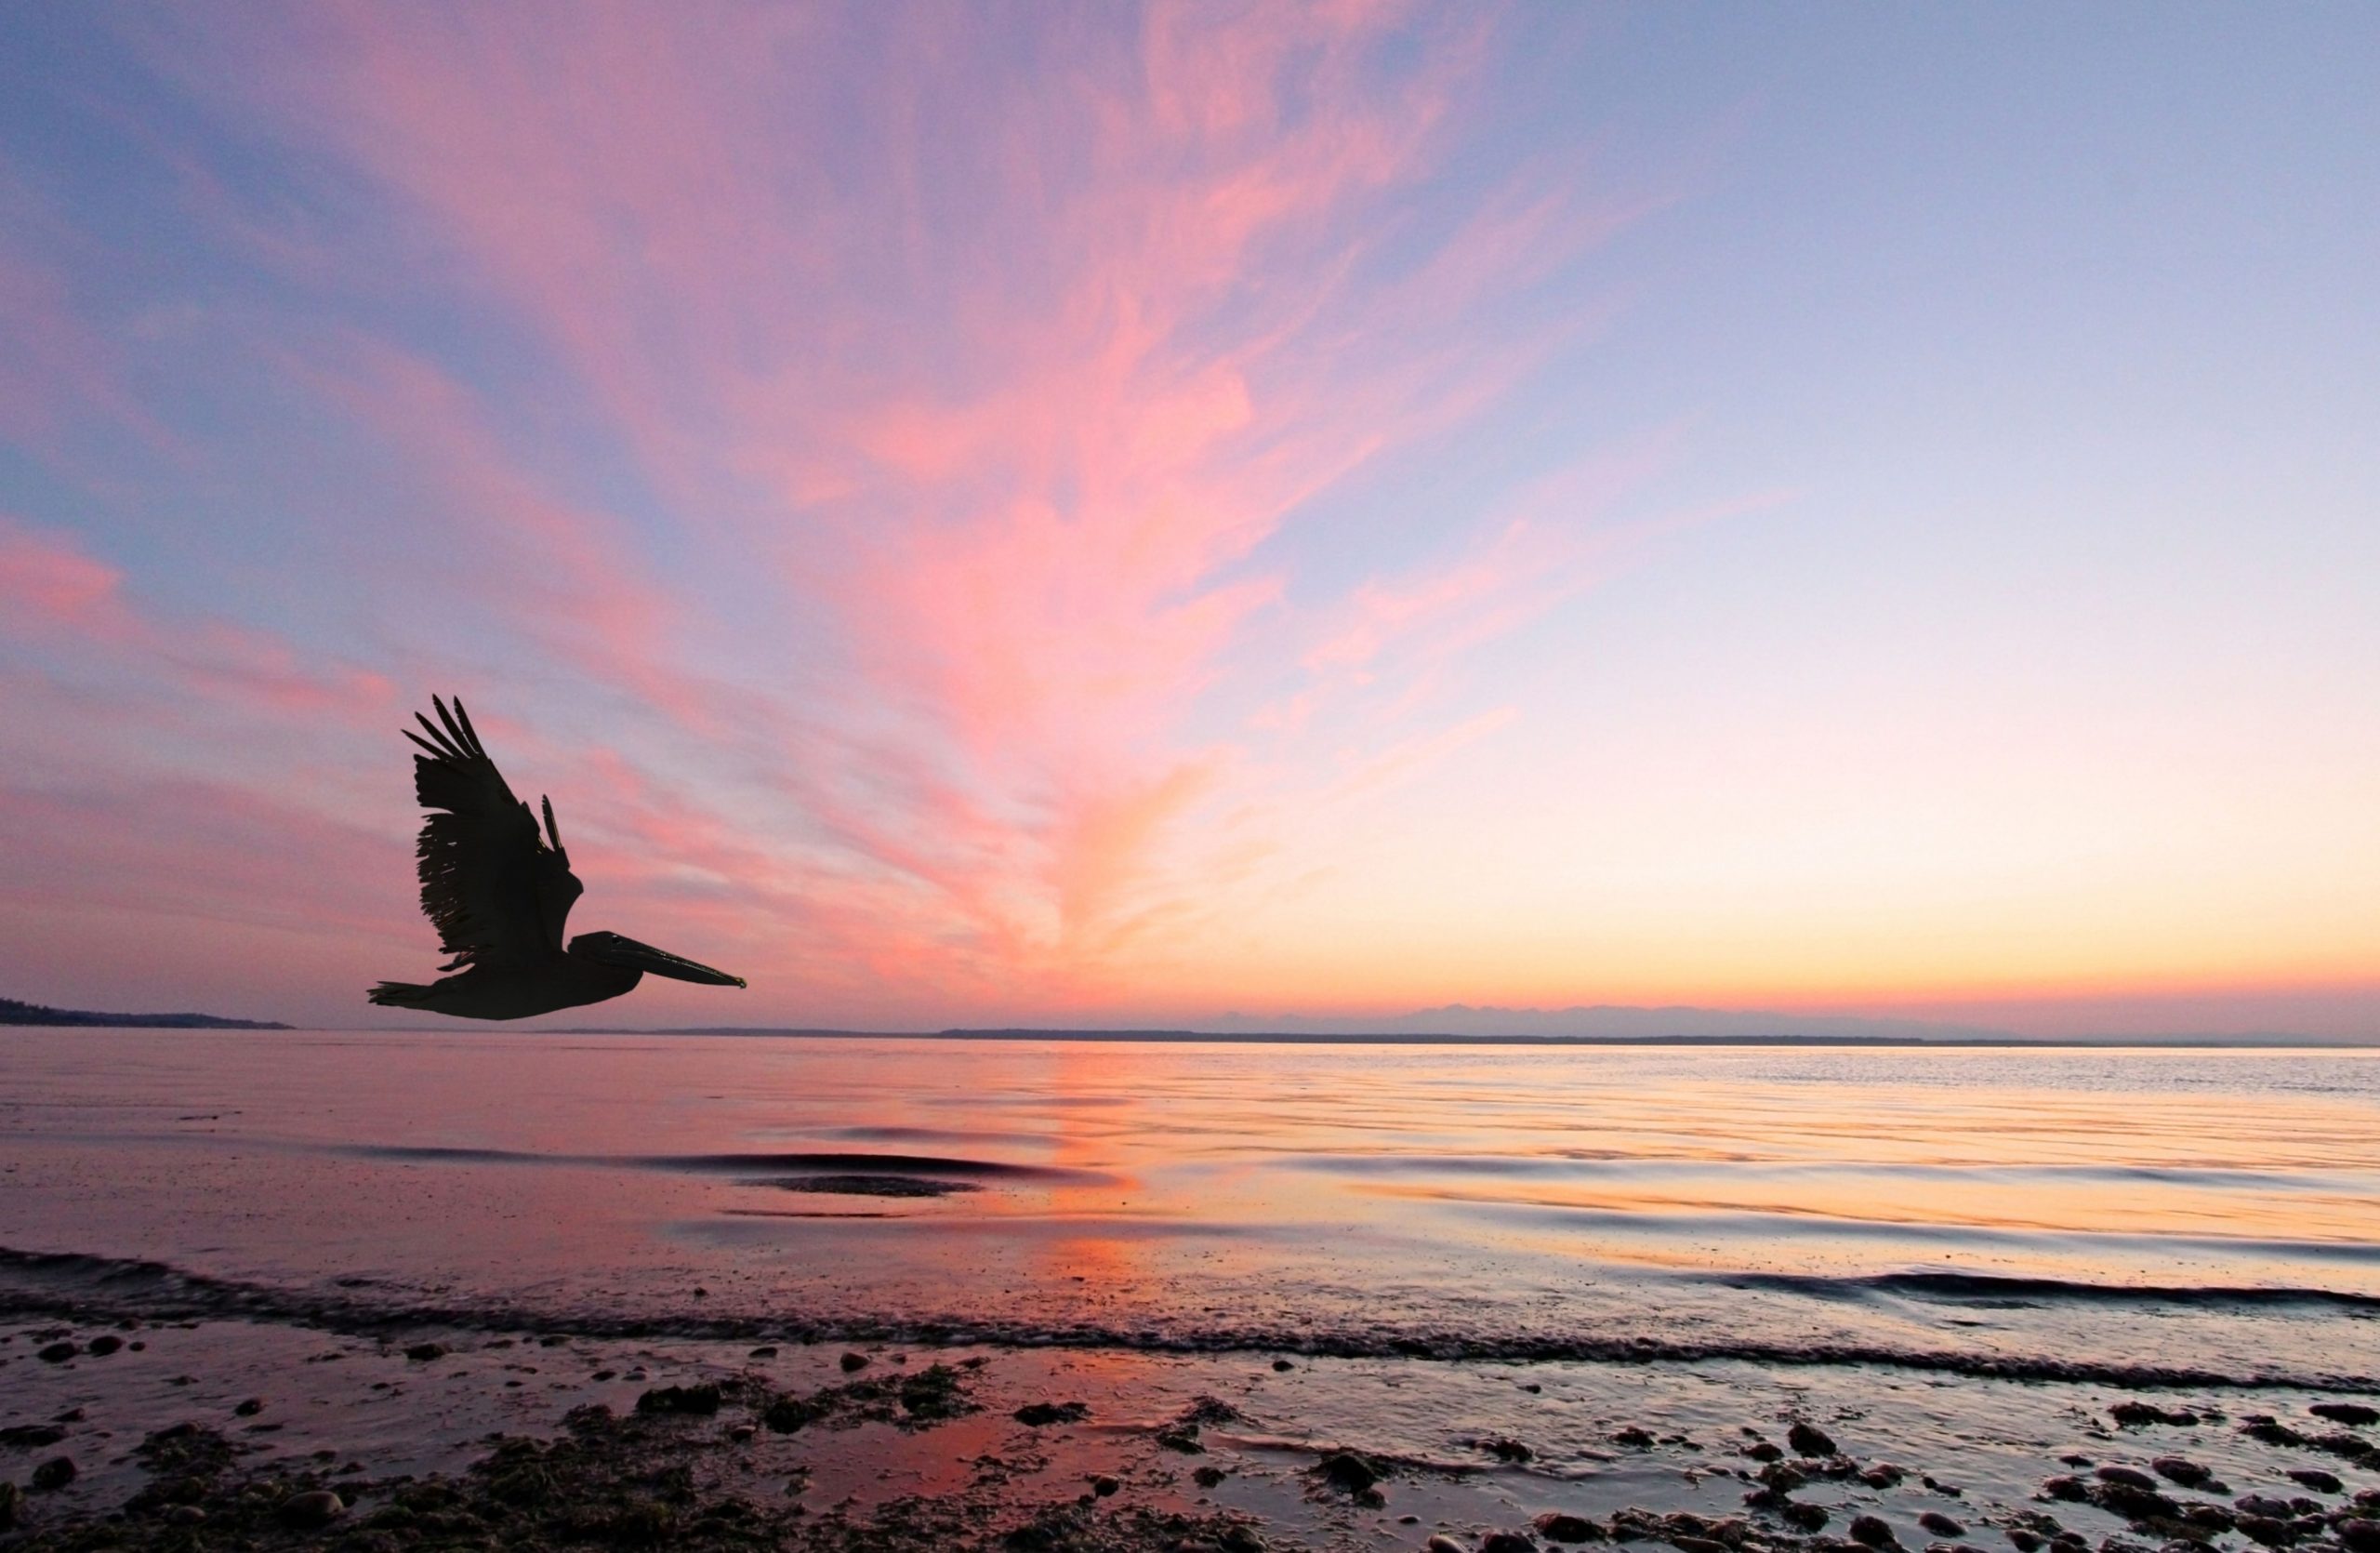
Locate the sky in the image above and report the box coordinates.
[1,4,2375,1037]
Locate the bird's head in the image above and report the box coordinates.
[567,931,746,987]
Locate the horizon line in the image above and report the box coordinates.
[349,1026,2380,1047]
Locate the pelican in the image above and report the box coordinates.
[368,696,745,1019]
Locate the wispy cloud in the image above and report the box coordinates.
[1,513,393,716]
[3,4,1681,1020]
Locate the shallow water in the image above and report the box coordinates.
[3,1032,2376,1386]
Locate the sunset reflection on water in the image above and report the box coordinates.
[3,1032,2377,1380]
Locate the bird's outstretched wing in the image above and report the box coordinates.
[402,696,584,971]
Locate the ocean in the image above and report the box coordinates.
[5,1030,2375,1387]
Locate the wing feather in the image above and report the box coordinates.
[403,696,584,969]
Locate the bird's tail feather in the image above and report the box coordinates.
[367,981,436,1008]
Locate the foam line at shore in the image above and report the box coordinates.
[1711,1268,2380,1309]
[4,1244,2375,1394]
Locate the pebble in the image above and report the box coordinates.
[1919,1513,1965,1538]
[1427,1537,1467,1553]
[2311,1403,2380,1427]
[748,1346,778,1359]
[31,1456,77,1492]
[1273,1359,1295,1372]
[233,1397,265,1417]
[1533,1513,1604,1544]
[634,1383,722,1415]
[161,1505,207,1526]
[2095,1466,2159,1492]
[1015,1401,1091,1427]
[1485,1437,1533,1463]
[280,1489,346,1529]
[1317,1452,1382,1493]
[1788,1422,1838,1457]
[2042,1477,2088,1502]
[2337,1520,2380,1553]
[840,1351,871,1372]
[2096,1481,2179,1522]
[85,1335,122,1357]
[1480,1533,1537,1553]
[2149,1457,2210,1487]
[403,1342,447,1361]
[1091,1476,1119,1497]
[2285,1468,2341,1493]
[1780,1503,1829,1533]
[1847,1514,1897,1547]
[1193,1467,1228,1488]
[2109,1402,2198,1427]
[35,1342,76,1363]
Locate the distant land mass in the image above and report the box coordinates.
[0,996,291,1030]
[1198,1003,2020,1042]
[563,1004,2368,1044]
[563,1004,2030,1042]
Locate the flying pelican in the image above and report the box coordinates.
[368,696,745,1019]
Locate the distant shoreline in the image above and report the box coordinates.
[5,1001,2367,1045]
[0,996,291,1030]
[534,1026,2376,1048]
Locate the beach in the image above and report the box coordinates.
[2,1032,2377,1549]
[6,1299,2379,1553]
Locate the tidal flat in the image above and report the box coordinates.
[3,1310,2378,1553]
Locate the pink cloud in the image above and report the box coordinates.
[91,4,1672,1015]
[0,160,185,462]
[0,514,393,718]
[282,336,773,738]
[0,515,122,623]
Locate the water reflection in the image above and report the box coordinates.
[3,1032,2377,1378]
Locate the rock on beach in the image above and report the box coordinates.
[1533,1513,1604,1544]
[279,1489,345,1529]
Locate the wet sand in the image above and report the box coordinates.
[4,1308,2377,1553]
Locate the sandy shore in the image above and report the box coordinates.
[3,1309,2378,1553]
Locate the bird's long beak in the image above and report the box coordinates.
[578,933,746,987]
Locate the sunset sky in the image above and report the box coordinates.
[2,5,2374,1036]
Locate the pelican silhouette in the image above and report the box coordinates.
[367,696,745,1019]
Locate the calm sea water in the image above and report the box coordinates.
[3,1031,2376,1385]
